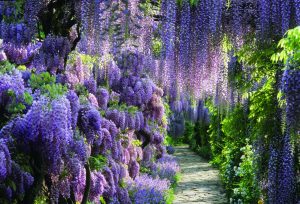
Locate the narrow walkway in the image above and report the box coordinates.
[174,145,227,204]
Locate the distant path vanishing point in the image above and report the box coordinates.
[174,145,227,204]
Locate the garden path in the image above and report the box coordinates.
[173,146,227,204]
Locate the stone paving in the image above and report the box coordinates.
[173,146,227,204]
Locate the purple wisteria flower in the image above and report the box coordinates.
[126,174,170,204]
[151,155,180,184]
[0,140,11,182]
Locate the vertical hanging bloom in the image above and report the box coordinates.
[281,68,300,129]
[278,133,296,203]
[280,0,291,34]
[294,0,300,24]
[258,0,271,37]
[178,0,191,83]
[96,88,109,110]
[208,0,223,34]
[267,142,279,203]
[66,90,80,131]
[0,140,11,182]
[161,0,176,60]
[271,0,281,33]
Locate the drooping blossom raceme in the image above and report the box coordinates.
[24,96,73,175]
[103,167,116,199]
[96,88,109,110]
[66,90,80,131]
[0,140,11,182]
[277,133,296,203]
[84,77,97,94]
[0,69,25,105]
[281,67,300,130]
[32,35,71,74]
[89,171,107,202]
[268,141,279,203]
[0,22,32,44]
[78,106,102,144]
[10,162,34,197]
[88,93,99,108]
[3,42,42,65]
[129,160,140,179]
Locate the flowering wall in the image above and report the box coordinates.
[0,1,180,204]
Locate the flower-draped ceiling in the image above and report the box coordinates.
[1,0,299,102]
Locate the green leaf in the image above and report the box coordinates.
[24,92,33,105]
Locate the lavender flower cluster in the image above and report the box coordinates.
[0,22,32,44]
[126,174,170,204]
[0,1,179,203]
[118,74,157,107]
[106,109,145,131]
[3,42,42,65]
[116,48,145,76]
[281,67,300,129]
[151,155,180,184]
[32,36,71,74]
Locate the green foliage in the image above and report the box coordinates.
[165,173,181,204]
[75,84,89,97]
[236,36,278,87]
[173,172,181,185]
[185,113,212,159]
[5,90,32,115]
[79,95,89,105]
[183,121,195,147]
[140,0,159,16]
[88,155,107,171]
[271,26,300,65]
[152,38,162,58]
[249,78,280,140]
[119,179,127,189]
[43,83,67,99]
[37,23,46,39]
[108,101,139,116]
[0,61,15,74]
[17,65,26,71]
[127,105,139,116]
[29,72,67,99]
[164,188,175,204]
[68,52,99,71]
[221,106,247,144]
[29,72,56,89]
[162,101,172,127]
[34,195,48,204]
[176,0,199,7]
[140,165,151,174]
[206,100,225,166]
[195,146,211,160]
[217,106,250,199]
[232,140,260,202]
[163,135,175,146]
[99,196,106,204]
[2,0,24,23]
[132,139,142,147]
[7,100,26,114]
[226,0,232,9]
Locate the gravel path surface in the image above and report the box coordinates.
[174,146,227,204]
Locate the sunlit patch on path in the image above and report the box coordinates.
[174,146,227,204]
